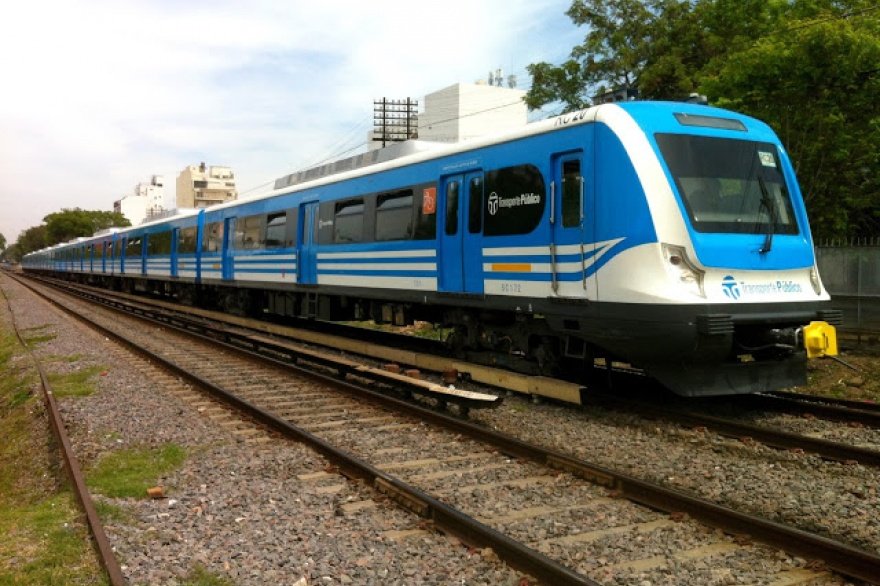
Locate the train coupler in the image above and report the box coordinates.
[800,321,838,359]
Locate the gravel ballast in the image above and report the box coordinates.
[0,275,525,585]
[2,273,867,585]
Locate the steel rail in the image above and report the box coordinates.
[0,282,126,586]
[767,389,880,412]
[14,273,880,583]
[586,392,880,467]
[30,277,501,414]
[757,391,880,426]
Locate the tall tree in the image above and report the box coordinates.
[528,0,880,239]
[2,243,21,262]
[0,232,6,251]
[526,0,712,109]
[43,209,130,245]
[16,225,49,256]
[703,17,880,239]
[526,0,873,109]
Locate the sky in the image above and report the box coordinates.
[0,0,582,245]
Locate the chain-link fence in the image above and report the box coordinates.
[816,240,880,333]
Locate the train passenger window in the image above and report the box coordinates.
[468,176,483,234]
[147,231,172,255]
[203,222,223,252]
[445,181,459,236]
[265,212,287,248]
[125,237,142,258]
[178,226,198,254]
[414,185,437,240]
[562,160,582,228]
[484,164,546,236]
[334,199,364,243]
[376,190,413,241]
[235,214,263,249]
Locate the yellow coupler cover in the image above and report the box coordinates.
[803,321,838,359]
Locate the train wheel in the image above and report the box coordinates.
[532,336,561,377]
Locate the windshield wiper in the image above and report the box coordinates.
[757,176,776,254]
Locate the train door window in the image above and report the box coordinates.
[376,190,413,241]
[147,231,172,255]
[317,203,334,244]
[203,222,223,252]
[265,212,287,248]
[562,160,582,228]
[414,185,437,240]
[178,226,198,254]
[468,176,484,234]
[287,209,298,247]
[484,164,546,236]
[334,199,364,243]
[445,181,459,236]
[235,214,263,249]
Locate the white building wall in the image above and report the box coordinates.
[418,82,527,143]
[114,194,147,226]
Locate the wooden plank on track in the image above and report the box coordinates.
[768,569,833,586]
[546,519,676,545]
[453,361,532,393]
[528,376,582,404]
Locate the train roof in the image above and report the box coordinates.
[213,101,770,212]
[25,101,770,258]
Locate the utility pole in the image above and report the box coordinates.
[373,98,418,147]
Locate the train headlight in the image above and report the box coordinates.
[662,243,706,298]
[809,266,822,296]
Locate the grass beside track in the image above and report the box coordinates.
[86,444,186,499]
[0,326,108,586]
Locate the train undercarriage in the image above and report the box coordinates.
[56,270,840,396]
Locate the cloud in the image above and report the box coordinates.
[0,0,577,243]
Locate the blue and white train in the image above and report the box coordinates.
[23,101,840,396]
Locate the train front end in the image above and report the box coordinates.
[597,102,839,396]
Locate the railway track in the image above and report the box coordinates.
[582,391,880,468]
[10,272,880,584]
[26,275,880,469]
[0,283,125,586]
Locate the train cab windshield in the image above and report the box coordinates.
[656,134,799,236]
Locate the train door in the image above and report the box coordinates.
[438,172,484,293]
[551,150,596,298]
[297,201,319,285]
[222,217,235,280]
[120,237,128,274]
[171,228,179,278]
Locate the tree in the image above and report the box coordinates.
[528,0,880,238]
[703,17,880,240]
[527,0,717,109]
[16,225,49,257]
[0,232,6,251]
[2,243,22,263]
[526,0,874,109]
[43,209,130,245]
